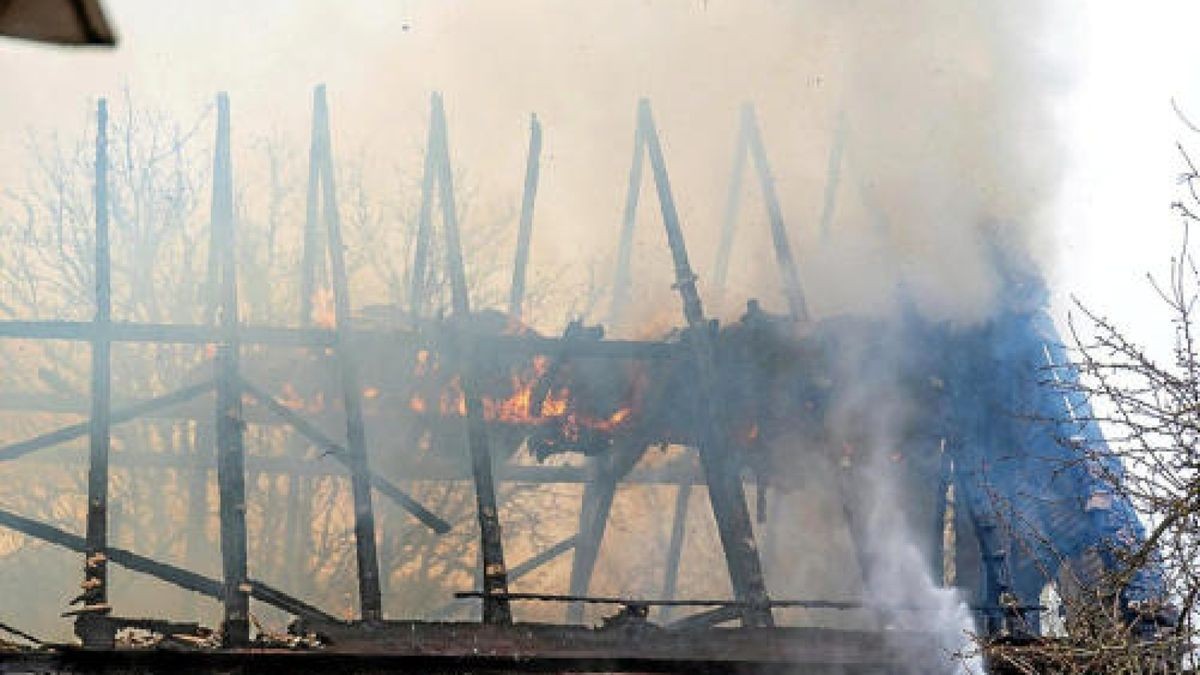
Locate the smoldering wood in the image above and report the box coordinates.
[637,98,774,628]
[508,113,542,319]
[82,96,112,616]
[311,84,385,623]
[429,91,513,625]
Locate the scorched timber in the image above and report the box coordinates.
[0,623,951,673]
[0,320,678,358]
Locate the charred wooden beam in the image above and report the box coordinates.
[637,98,773,628]
[509,534,577,580]
[428,534,579,620]
[80,97,111,630]
[0,319,679,357]
[409,94,440,319]
[312,85,385,623]
[508,113,542,319]
[210,92,251,646]
[608,109,647,328]
[16,447,706,486]
[3,623,955,673]
[667,604,743,631]
[432,92,512,625]
[713,104,749,296]
[238,376,451,534]
[299,86,327,328]
[0,381,215,462]
[742,103,809,322]
[0,507,338,623]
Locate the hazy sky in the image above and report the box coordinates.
[0,1,1197,349]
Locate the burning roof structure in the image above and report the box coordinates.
[0,81,1171,674]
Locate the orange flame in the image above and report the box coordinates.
[310,288,336,329]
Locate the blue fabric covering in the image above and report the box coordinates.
[941,291,1163,605]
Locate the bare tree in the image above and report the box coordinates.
[978,146,1200,674]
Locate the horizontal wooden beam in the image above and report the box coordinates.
[19,448,702,485]
[0,320,678,359]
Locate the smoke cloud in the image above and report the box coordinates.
[0,1,1078,659]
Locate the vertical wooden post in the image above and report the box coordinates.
[508,113,542,319]
[637,99,773,627]
[311,86,385,622]
[431,93,512,625]
[608,118,647,328]
[211,92,251,646]
[742,104,809,323]
[81,97,112,632]
[299,86,327,326]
